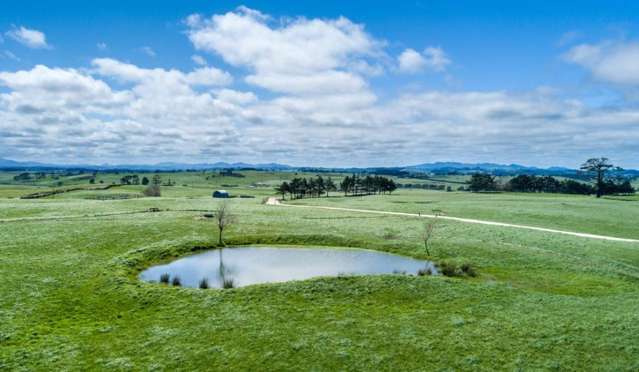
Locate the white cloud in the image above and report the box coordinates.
[398,48,425,73]
[1,57,638,167]
[92,58,232,87]
[187,7,382,95]
[0,61,249,162]
[398,46,450,73]
[423,47,450,72]
[0,65,118,100]
[564,40,639,85]
[6,26,49,49]
[191,54,207,66]
[139,46,156,57]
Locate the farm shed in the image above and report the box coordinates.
[213,190,230,198]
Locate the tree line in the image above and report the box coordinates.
[276,174,397,199]
[505,174,634,195]
[340,175,398,196]
[276,176,337,199]
[468,171,635,196]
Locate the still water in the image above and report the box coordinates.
[140,246,437,288]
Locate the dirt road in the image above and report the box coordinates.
[265,197,639,243]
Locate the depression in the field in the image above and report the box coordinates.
[140,246,438,288]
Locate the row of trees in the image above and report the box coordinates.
[275,175,398,199]
[120,175,140,185]
[505,174,634,194]
[276,176,337,199]
[118,174,176,186]
[340,175,398,196]
[467,159,635,196]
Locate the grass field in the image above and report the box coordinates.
[1,171,638,370]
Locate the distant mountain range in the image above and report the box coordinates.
[403,162,577,175]
[0,158,292,171]
[1,158,637,177]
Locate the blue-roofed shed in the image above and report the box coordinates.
[213,190,229,198]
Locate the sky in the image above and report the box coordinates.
[0,1,638,168]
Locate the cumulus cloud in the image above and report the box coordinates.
[398,48,425,73]
[564,40,639,85]
[6,26,49,49]
[186,7,382,96]
[1,58,638,167]
[398,46,450,73]
[0,61,251,162]
[92,58,232,86]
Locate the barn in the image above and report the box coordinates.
[213,190,229,198]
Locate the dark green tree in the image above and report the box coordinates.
[468,173,497,192]
[580,158,613,198]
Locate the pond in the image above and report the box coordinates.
[139,246,437,288]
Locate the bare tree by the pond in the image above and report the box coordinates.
[215,201,235,245]
[421,214,440,256]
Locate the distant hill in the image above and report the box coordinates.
[0,158,637,177]
[0,158,291,171]
[403,162,576,176]
[0,158,50,168]
[406,162,639,178]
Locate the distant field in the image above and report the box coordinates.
[1,170,638,370]
[291,189,639,239]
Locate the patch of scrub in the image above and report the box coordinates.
[140,246,437,288]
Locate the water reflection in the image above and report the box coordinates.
[140,246,437,288]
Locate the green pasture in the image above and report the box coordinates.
[1,171,638,370]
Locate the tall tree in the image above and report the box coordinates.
[580,158,613,198]
[340,176,351,196]
[152,174,162,186]
[316,176,325,198]
[468,173,497,192]
[275,181,290,200]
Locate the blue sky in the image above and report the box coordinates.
[0,1,638,167]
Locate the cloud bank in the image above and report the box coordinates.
[0,7,637,168]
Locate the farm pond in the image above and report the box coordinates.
[140,246,437,288]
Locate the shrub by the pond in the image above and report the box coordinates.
[417,267,433,276]
[171,276,182,287]
[222,278,235,289]
[460,263,478,277]
[438,262,478,278]
[159,273,170,284]
[439,262,461,277]
[199,278,209,289]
